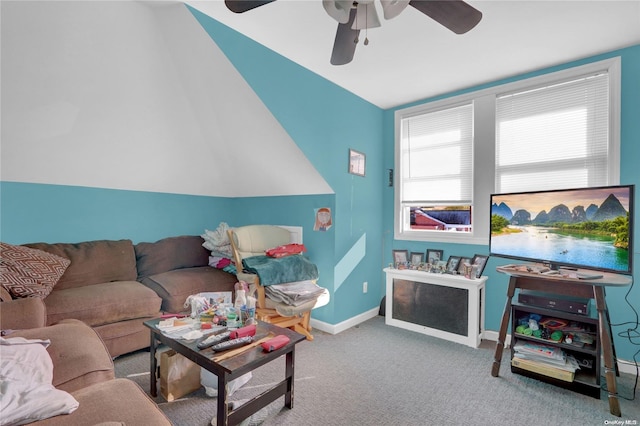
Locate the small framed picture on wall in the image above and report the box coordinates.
[348,149,366,177]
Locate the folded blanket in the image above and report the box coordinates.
[201,222,233,258]
[242,255,318,286]
[265,280,326,306]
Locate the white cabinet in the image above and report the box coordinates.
[384,268,486,348]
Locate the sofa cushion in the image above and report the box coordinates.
[140,266,236,313]
[11,319,115,393]
[25,240,137,291]
[0,242,71,298]
[43,281,162,327]
[94,318,154,358]
[36,378,171,426]
[135,235,210,278]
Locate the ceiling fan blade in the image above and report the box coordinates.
[409,0,482,34]
[330,8,360,66]
[225,0,276,14]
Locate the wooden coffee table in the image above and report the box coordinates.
[144,319,305,426]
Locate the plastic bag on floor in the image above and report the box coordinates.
[200,368,252,398]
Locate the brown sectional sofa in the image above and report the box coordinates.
[135,235,237,314]
[2,301,171,425]
[1,235,237,358]
[20,239,161,358]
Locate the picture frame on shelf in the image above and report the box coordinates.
[457,257,472,274]
[426,249,443,264]
[446,256,461,274]
[471,254,489,278]
[392,249,409,267]
[435,260,448,273]
[348,149,366,177]
[410,252,424,266]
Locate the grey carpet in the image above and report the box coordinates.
[114,316,639,425]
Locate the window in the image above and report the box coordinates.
[398,103,473,236]
[394,57,620,244]
[496,73,611,193]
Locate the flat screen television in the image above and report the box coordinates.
[490,184,634,275]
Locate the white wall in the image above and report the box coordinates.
[1,0,332,197]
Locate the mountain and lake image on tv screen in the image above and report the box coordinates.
[490,185,633,274]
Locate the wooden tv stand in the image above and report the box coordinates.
[490,265,632,417]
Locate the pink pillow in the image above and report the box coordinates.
[0,242,71,298]
[265,243,307,258]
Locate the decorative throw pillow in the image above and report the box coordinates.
[0,242,71,299]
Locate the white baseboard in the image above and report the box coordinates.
[617,359,640,377]
[310,308,380,335]
[482,329,509,344]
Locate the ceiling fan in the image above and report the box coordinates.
[224,0,482,66]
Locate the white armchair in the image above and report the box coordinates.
[227,225,329,340]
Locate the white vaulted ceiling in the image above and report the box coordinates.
[1,0,333,197]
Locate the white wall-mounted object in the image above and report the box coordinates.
[384,268,486,348]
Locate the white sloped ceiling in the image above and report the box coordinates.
[0,0,333,198]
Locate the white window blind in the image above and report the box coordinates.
[394,57,619,244]
[400,103,473,205]
[495,72,610,193]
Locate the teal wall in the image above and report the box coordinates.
[189,7,386,324]
[383,44,640,361]
[0,182,234,244]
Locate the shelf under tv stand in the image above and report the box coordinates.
[490,265,632,417]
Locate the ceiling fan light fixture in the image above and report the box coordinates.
[352,1,381,30]
[380,0,410,20]
[322,0,353,24]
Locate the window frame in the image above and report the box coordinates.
[394,57,621,244]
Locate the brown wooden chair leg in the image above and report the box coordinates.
[293,323,314,341]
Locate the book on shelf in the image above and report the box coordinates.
[512,339,580,382]
[511,357,575,382]
[513,352,580,371]
[512,341,564,361]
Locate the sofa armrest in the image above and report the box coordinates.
[12,319,115,392]
[0,297,47,330]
